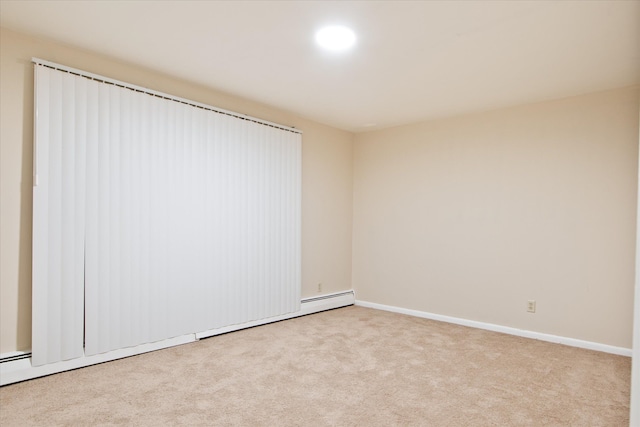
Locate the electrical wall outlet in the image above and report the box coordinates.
[317,282,322,293]
[527,300,536,313]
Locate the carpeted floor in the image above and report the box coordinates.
[0,306,631,426]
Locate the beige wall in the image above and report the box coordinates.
[0,28,354,354]
[353,87,639,348]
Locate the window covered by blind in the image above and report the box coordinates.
[32,60,301,366]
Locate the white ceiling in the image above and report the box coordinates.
[1,0,639,132]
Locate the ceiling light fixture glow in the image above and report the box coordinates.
[315,25,356,51]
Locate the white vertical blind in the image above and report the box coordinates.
[32,60,301,364]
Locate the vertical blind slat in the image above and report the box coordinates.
[32,66,86,366]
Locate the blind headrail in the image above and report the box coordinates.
[31,58,302,134]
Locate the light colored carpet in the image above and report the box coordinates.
[0,306,631,426]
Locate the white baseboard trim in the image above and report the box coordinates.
[0,291,355,386]
[355,300,632,357]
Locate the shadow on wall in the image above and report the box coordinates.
[17,59,33,352]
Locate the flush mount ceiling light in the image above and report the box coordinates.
[315,25,356,51]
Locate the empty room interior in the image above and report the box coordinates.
[1,1,639,425]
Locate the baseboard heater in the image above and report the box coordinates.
[195,291,355,340]
[0,290,355,386]
[0,352,32,364]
